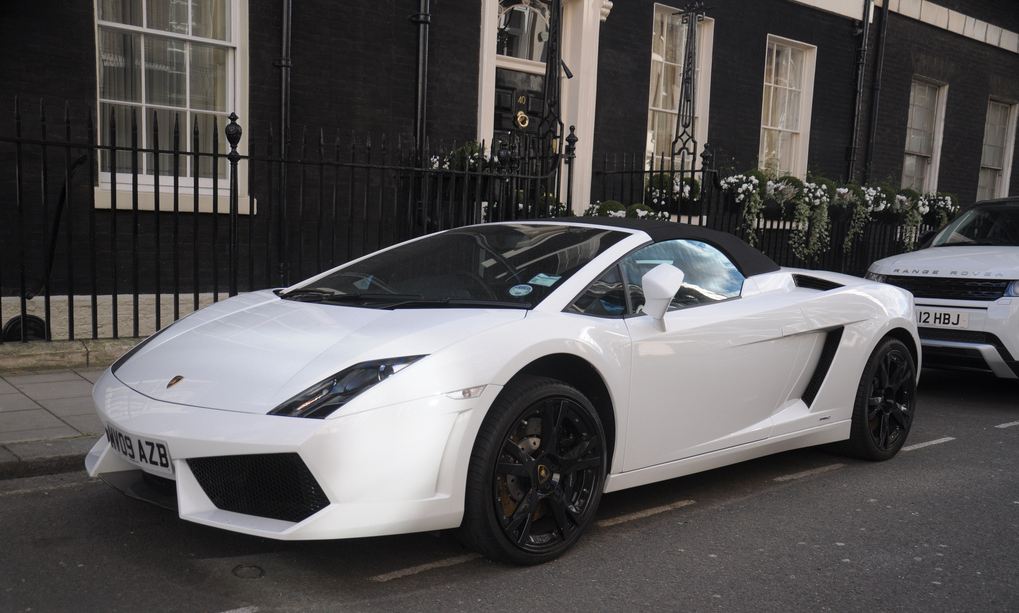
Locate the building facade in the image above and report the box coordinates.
[1,0,1018,339]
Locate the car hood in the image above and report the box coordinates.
[870,246,1019,279]
[113,290,527,414]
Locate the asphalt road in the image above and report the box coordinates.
[2,369,1017,613]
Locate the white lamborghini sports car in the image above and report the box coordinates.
[86,219,921,564]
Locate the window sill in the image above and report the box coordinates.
[93,188,256,215]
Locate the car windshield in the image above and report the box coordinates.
[931,203,1019,247]
[282,223,628,308]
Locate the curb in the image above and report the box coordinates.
[0,338,139,372]
[0,436,94,480]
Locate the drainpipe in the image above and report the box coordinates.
[863,0,890,185]
[279,0,292,160]
[411,0,431,163]
[846,0,872,182]
[278,0,293,284]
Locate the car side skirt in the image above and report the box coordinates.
[603,420,850,493]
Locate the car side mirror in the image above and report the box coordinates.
[641,263,685,327]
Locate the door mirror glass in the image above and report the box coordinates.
[641,264,685,321]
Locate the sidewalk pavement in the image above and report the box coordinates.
[0,367,108,479]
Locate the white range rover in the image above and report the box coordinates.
[867,199,1019,379]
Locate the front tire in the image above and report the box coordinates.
[459,376,606,565]
[842,337,917,461]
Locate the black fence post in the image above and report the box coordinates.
[565,125,577,213]
[226,112,242,296]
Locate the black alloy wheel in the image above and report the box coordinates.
[843,338,917,461]
[460,376,606,565]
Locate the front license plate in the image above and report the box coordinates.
[104,423,174,477]
[916,308,969,329]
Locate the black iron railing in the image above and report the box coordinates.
[0,99,574,342]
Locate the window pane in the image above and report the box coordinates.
[648,111,676,158]
[760,128,780,175]
[145,36,187,107]
[786,90,801,128]
[99,0,142,25]
[100,103,138,174]
[649,60,665,108]
[98,29,141,102]
[193,112,227,179]
[143,108,182,177]
[652,11,666,60]
[788,47,803,89]
[665,13,684,64]
[191,0,230,40]
[977,167,999,202]
[761,86,772,126]
[775,45,792,88]
[497,2,549,63]
[190,43,228,111]
[147,0,189,33]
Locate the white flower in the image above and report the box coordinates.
[608,210,626,218]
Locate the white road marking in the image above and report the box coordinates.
[596,499,696,528]
[902,437,955,451]
[216,608,259,613]
[994,421,1019,429]
[772,463,845,482]
[368,553,481,583]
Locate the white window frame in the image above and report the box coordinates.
[977,98,1018,200]
[757,34,816,179]
[901,77,948,193]
[92,0,250,214]
[644,5,714,169]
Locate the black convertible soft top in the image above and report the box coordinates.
[525,217,781,278]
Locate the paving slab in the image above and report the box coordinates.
[62,413,104,436]
[0,378,18,394]
[38,396,96,417]
[4,370,84,385]
[0,393,41,412]
[0,408,69,433]
[12,380,95,401]
[74,367,107,383]
[0,425,79,445]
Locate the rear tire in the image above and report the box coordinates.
[841,338,917,461]
[459,376,606,565]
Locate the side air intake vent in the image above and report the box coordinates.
[803,327,844,406]
[793,274,843,291]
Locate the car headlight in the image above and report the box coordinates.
[1006,280,1019,298]
[269,355,426,419]
[865,271,886,283]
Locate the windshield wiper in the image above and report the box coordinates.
[386,298,531,310]
[278,289,424,303]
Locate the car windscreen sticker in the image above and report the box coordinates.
[353,275,373,290]
[509,284,534,297]
[528,273,561,287]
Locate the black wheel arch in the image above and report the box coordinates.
[500,354,617,472]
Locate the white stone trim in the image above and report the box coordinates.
[879,0,1019,55]
[787,0,871,21]
[600,0,613,21]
